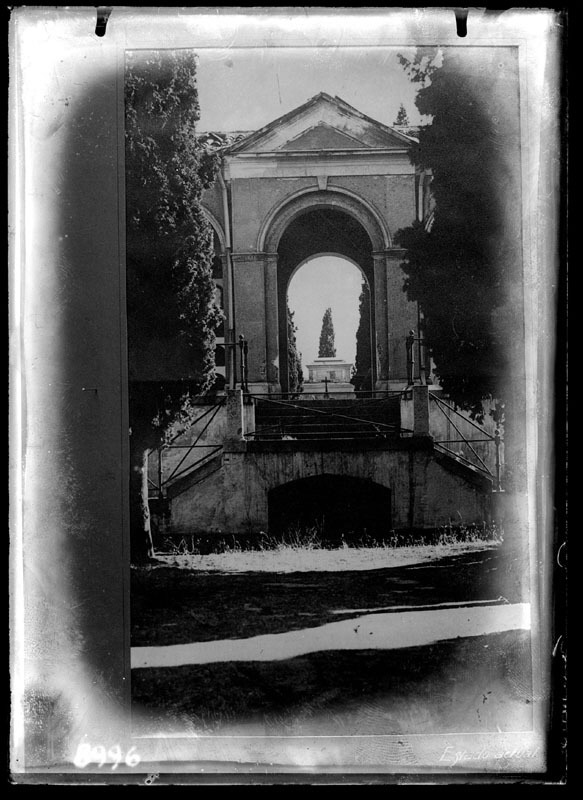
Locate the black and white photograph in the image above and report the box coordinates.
[9,7,566,783]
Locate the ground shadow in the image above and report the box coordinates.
[131,630,533,737]
[131,545,528,647]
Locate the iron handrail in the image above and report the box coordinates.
[249,421,401,430]
[249,390,406,399]
[158,443,226,449]
[428,393,504,487]
[430,398,493,477]
[247,431,400,440]
[148,444,223,489]
[164,396,226,446]
[429,394,496,477]
[164,462,224,500]
[160,445,223,487]
[149,444,224,496]
[147,398,226,497]
[252,410,401,421]
[163,402,225,484]
[434,442,493,478]
[251,395,400,432]
[434,438,495,444]
[245,425,398,437]
[430,393,498,440]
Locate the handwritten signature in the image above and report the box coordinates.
[440,744,541,767]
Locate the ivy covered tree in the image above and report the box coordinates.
[393,103,410,127]
[394,46,522,423]
[125,50,221,561]
[318,307,337,358]
[351,281,373,393]
[287,307,304,396]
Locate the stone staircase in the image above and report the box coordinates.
[251,396,402,441]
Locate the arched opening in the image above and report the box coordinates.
[287,255,372,393]
[276,206,377,394]
[268,474,392,541]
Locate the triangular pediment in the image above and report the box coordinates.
[226,93,416,155]
[280,123,368,151]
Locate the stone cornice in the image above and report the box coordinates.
[230,149,409,159]
[245,437,434,455]
[373,248,408,257]
[231,252,278,263]
[231,249,405,266]
[224,152,414,181]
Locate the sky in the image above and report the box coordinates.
[287,256,364,368]
[194,46,423,373]
[195,46,424,133]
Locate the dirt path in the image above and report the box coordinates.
[131,543,528,647]
[132,601,530,668]
[131,543,533,738]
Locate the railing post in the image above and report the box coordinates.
[406,329,415,386]
[238,334,249,393]
[418,337,426,385]
[225,390,243,441]
[412,384,430,435]
[240,389,245,438]
[494,428,502,491]
[240,390,256,439]
[157,446,163,497]
[243,339,248,392]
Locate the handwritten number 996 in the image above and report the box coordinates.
[73,743,141,769]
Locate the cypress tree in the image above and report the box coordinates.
[318,307,336,358]
[352,281,372,392]
[393,103,410,127]
[125,50,221,561]
[287,307,304,395]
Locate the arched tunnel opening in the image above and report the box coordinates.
[268,474,391,543]
[276,207,376,395]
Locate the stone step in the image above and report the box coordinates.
[252,398,402,441]
[255,402,399,419]
[256,399,400,409]
[252,431,397,441]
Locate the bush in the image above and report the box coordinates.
[154,521,503,555]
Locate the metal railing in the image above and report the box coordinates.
[148,444,224,498]
[429,392,503,490]
[247,389,407,400]
[245,391,405,441]
[148,398,226,498]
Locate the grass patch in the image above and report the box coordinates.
[156,521,504,557]
[131,543,527,647]
[131,539,532,742]
[132,630,533,737]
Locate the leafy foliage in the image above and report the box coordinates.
[125,50,222,559]
[395,47,521,419]
[397,48,440,87]
[318,307,337,359]
[287,307,304,395]
[125,49,222,448]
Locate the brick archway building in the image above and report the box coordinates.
[201,92,431,394]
